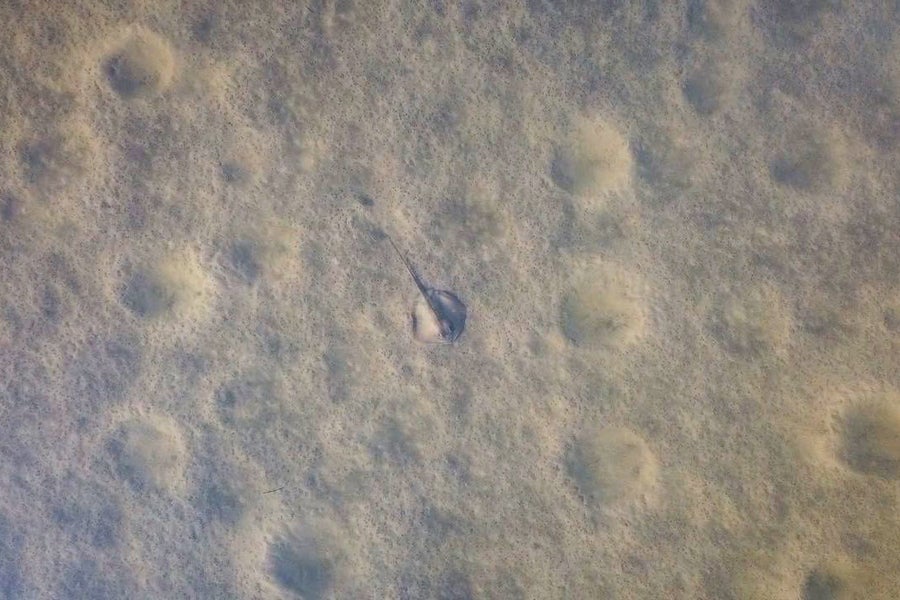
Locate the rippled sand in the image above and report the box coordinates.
[1,2,898,598]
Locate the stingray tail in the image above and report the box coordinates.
[387,235,430,298]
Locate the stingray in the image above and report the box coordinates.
[387,236,467,344]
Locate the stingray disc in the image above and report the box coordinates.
[412,289,467,343]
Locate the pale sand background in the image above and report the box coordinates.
[1,1,899,598]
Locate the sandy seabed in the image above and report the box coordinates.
[1,1,899,598]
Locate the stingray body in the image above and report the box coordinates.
[388,237,467,343]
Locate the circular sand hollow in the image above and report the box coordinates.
[882,292,900,332]
[551,118,633,198]
[801,560,869,600]
[214,373,281,430]
[758,0,838,46]
[435,190,508,249]
[560,264,646,350]
[838,399,900,479]
[682,65,725,116]
[768,126,844,193]
[711,284,791,357]
[802,569,848,600]
[268,525,343,600]
[217,125,268,187]
[225,221,295,284]
[120,270,177,318]
[119,251,212,320]
[103,30,175,99]
[634,127,695,195]
[106,415,187,493]
[566,426,658,506]
[220,160,252,185]
[17,121,97,194]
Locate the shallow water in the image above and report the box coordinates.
[1,2,899,598]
